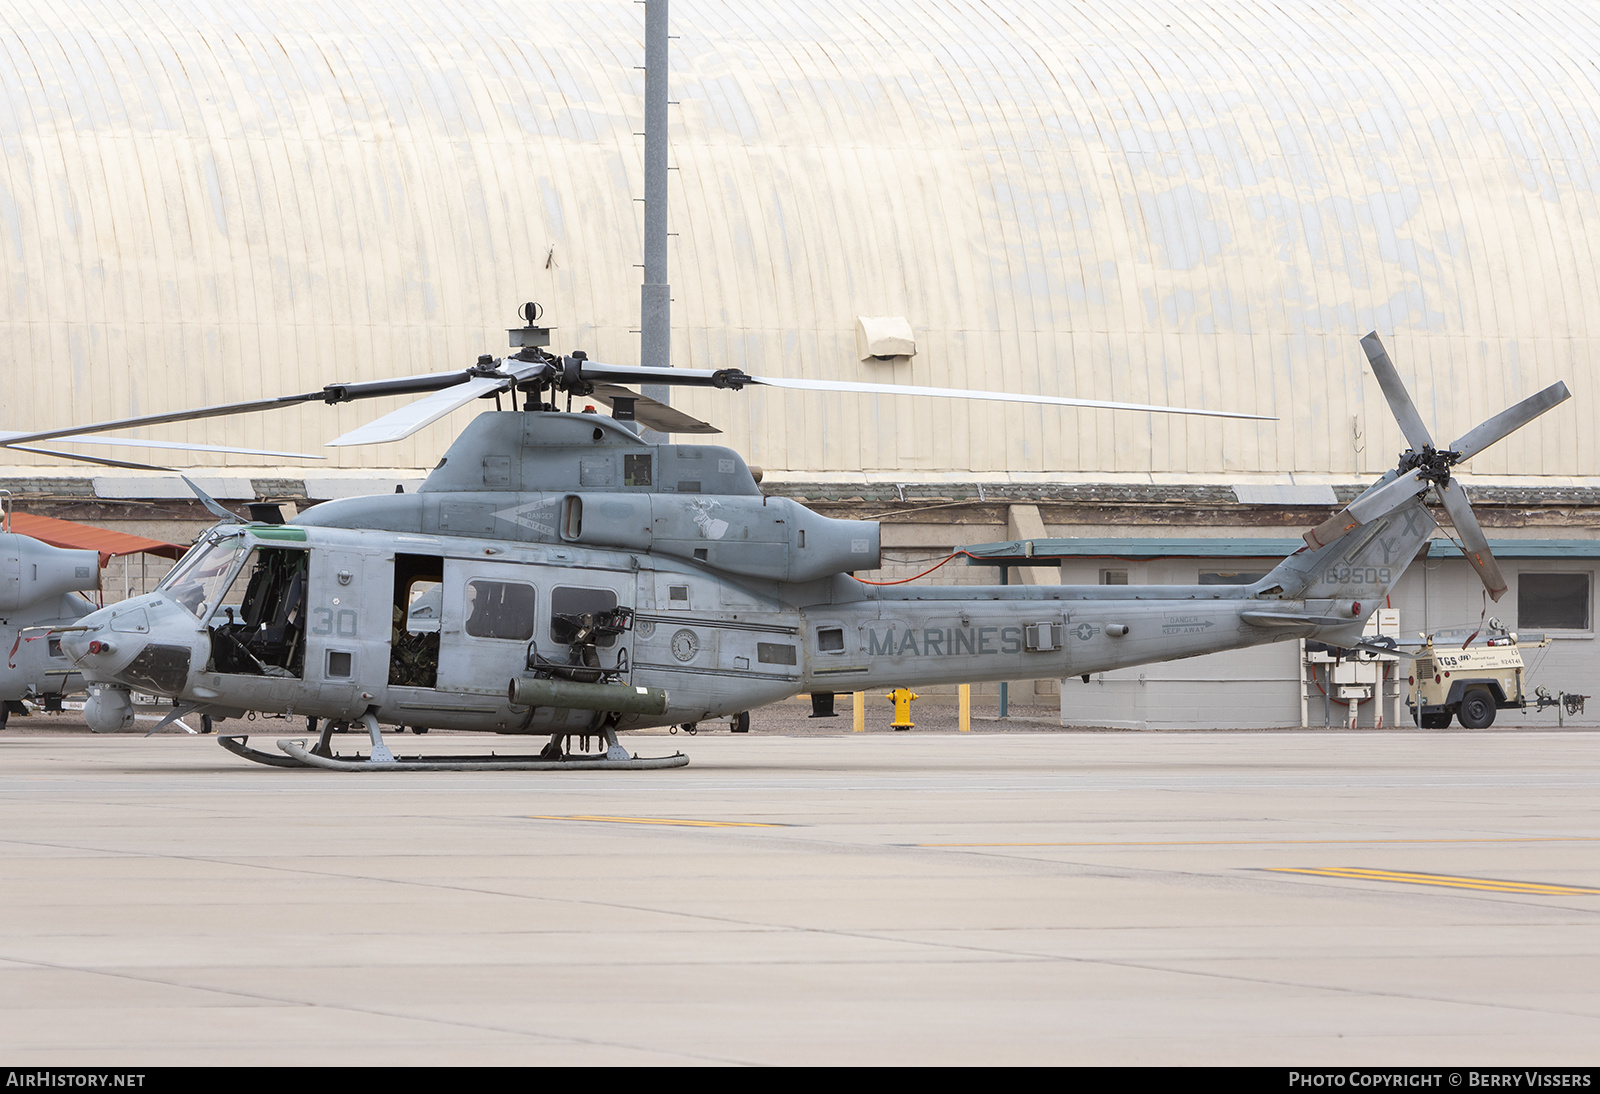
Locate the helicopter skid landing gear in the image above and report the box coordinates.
[361,712,397,763]
[218,735,686,770]
[215,711,688,771]
[539,717,631,763]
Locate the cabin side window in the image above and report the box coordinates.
[550,586,620,647]
[465,580,537,640]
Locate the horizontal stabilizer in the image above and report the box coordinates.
[1241,612,1356,629]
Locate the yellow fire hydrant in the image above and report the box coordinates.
[886,688,919,730]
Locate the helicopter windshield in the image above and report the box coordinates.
[159,531,251,619]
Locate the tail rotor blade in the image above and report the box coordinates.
[1450,381,1572,463]
[1436,478,1508,601]
[1302,468,1426,548]
[1361,333,1434,450]
[1345,467,1429,524]
[1304,509,1364,551]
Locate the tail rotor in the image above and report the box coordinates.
[1302,333,1571,602]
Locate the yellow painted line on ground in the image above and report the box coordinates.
[918,837,1600,848]
[527,814,790,828]
[1267,866,1600,895]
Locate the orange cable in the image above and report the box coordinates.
[851,552,970,585]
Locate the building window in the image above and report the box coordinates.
[1101,570,1128,585]
[1200,571,1267,585]
[1518,573,1591,632]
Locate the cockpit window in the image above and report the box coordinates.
[161,533,251,619]
[204,546,310,677]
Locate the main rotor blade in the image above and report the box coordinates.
[0,432,323,461]
[0,393,327,448]
[321,367,485,404]
[0,367,484,450]
[1302,468,1426,548]
[586,385,720,434]
[571,359,1273,419]
[1361,333,1434,451]
[3,444,176,473]
[1435,478,1508,601]
[1450,381,1572,463]
[747,376,1276,421]
[568,361,746,389]
[326,375,509,446]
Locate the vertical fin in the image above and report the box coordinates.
[1264,498,1436,602]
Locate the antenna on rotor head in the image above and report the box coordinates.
[508,301,551,358]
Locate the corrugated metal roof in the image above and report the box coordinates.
[8,512,184,566]
[0,1,1593,481]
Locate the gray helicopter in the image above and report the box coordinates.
[0,422,329,728]
[16,323,1568,769]
[0,528,101,727]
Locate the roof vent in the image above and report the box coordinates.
[855,316,916,362]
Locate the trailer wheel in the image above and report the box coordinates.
[1458,689,1497,729]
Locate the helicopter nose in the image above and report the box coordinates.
[63,596,198,697]
[59,616,105,664]
[61,610,139,681]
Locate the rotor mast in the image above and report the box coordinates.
[640,0,671,427]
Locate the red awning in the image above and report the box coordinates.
[7,513,187,569]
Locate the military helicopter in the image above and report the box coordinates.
[0,424,326,727]
[0,526,100,727]
[14,320,1568,769]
